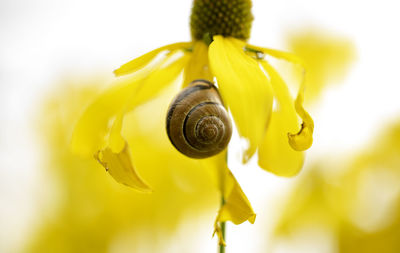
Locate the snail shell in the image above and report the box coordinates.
[166,79,232,159]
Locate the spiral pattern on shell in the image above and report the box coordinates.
[166,80,232,159]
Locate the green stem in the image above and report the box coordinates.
[219,222,226,253]
[219,196,226,253]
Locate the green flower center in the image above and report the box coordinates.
[190,0,254,42]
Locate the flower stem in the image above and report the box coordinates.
[219,196,226,253]
[219,223,226,253]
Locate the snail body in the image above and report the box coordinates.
[166,79,232,159]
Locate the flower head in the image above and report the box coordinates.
[72,0,314,245]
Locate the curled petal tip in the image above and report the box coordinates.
[95,143,152,193]
[288,122,313,151]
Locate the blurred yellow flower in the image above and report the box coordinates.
[71,0,314,244]
[285,28,356,103]
[273,121,400,253]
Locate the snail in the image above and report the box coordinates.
[166,79,232,159]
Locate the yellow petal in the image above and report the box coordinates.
[202,151,255,245]
[182,41,213,86]
[71,76,144,156]
[247,43,314,152]
[71,53,190,157]
[113,42,191,76]
[128,52,191,108]
[95,141,152,192]
[213,169,256,244]
[209,36,273,162]
[99,54,189,190]
[287,74,314,151]
[72,91,150,191]
[218,170,256,224]
[258,61,305,177]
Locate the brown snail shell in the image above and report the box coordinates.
[166,79,232,159]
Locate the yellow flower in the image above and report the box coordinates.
[71,0,313,244]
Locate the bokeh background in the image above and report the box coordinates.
[1,0,400,252]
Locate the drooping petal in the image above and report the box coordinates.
[95,141,152,192]
[97,54,190,190]
[72,51,190,156]
[127,53,191,109]
[288,75,314,151]
[247,43,314,152]
[214,169,256,245]
[209,36,273,162]
[217,170,256,224]
[202,151,256,245]
[71,52,190,157]
[114,42,191,76]
[258,61,305,177]
[96,111,151,191]
[101,54,190,190]
[182,41,213,86]
[72,51,190,191]
[71,76,144,156]
[70,80,151,191]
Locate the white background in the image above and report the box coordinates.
[1,0,400,252]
